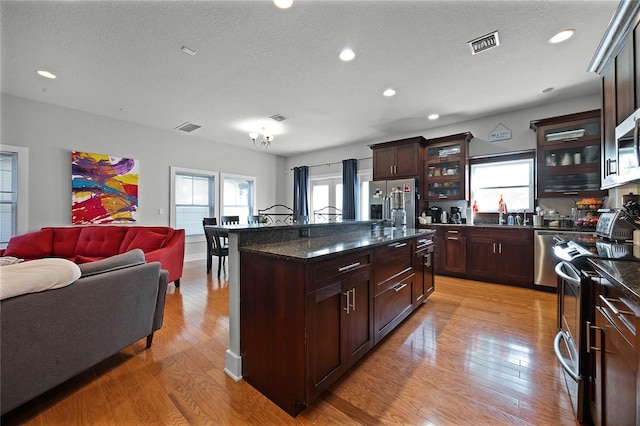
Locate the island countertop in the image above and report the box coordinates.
[239,228,434,262]
[589,257,640,304]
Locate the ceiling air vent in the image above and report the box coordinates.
[175,122,202,133]
[468,31,500,55]
[270,114,288,122]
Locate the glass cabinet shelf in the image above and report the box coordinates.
[423,132,472,201]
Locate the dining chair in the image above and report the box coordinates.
[202,218,228,276]
[247,215,260,224]
[220,215,240,225]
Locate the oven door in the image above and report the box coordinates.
[554,261,590,423]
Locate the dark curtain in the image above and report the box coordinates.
[342,159,358,220]
[293,166,309,218]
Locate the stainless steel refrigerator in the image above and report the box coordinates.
[368,178,418,227]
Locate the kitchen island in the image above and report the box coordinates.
[234,224,434,416]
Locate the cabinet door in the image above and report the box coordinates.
[413,246,434,306]
[499,236,534,287]
[395,143,420,177]
[306,281,346,402]
[433,229,444,274]
[466,232,498,280]
[443,231,466,274]
[373,146,396,180]
[344,271,374,366]
[374,273,415,344]
[602,65,618,188]
[594,307,638,426]
[616,40,634,124]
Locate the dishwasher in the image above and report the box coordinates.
[533,230,595,291]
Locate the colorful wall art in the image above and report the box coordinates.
[71,151,139,224]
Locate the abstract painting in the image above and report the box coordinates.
[71,151,139,224]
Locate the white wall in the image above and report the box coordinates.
[1,94,286,260]
[284,94,603,214]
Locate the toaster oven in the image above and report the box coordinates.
[596,210,636,241]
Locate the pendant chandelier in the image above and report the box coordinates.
[249,128,273,148]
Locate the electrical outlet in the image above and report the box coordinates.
[299,228,310,238]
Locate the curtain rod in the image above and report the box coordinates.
[290,156,372,170]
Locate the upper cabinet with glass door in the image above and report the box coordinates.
[530,110,607,198]
[424,132,473,201]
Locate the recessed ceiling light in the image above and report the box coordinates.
[383,88,396,97]
[339,48,355,62]
[542,86,559,93]
[273,0,293,9]
[36,70,56,79]
[549,29,575,44]
[428,114,439,120]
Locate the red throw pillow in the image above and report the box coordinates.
[4,229,54,258]
[126,229,166,253]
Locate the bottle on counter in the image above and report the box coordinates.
[473,200,479,212]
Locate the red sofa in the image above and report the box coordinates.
[1,226,185,286]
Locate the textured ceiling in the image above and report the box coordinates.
[1,0,620,156]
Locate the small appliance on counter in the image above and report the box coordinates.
[428,206,443,223]
[449,207,462,224]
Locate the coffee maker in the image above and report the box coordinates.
[450,207,462,224]
[428,206,443,223]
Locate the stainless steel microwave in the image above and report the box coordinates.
[616,108,640,184]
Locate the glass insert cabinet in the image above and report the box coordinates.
[424,132,473,201]
[530,110,607,198]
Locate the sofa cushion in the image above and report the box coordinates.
[43,227,82,258]
[78,249,145,278]
[3,229,53,258]
[125,229,167,253]
[0,258,81,300]
[76,226,128,257]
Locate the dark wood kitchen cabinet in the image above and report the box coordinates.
[434,226,467,276]
[239,232,432,417]
[370,136,425,180]
[466,228,533,288]
[591,276,639,426]
[373,239,415,343]
[424,132,473,201]
[530,110,606,198]
[413,236,435,307]
[306,251,373,403]
[589,2,640,188]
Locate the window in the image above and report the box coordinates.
[309,170,371,221]
[470,154,535,213]
[222,174,255,223]
[0,145,28,248]
[171,167,216,237]
[310,177,342,221]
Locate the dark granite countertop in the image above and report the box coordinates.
[240,228,435,263]
[420,223,596,232]
[589,257,640,305]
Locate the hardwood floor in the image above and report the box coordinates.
[3,260,579,425]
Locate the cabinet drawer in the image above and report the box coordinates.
[374,274,414,340]
[598,293,638,350]
[374,241,413,292]
[307,251,371,293]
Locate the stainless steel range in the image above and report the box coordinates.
[552,210,640,424]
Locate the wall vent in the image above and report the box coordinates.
[175,122,202,133]
[270,114,288,122]
[468,31,500,55]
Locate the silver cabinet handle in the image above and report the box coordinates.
[586,320,602,353]
[343,290,350,314]
[493,242,496,253]
[563,192,579,195]
[394,242,407,248]
[338,262,361,272]
[394,283,407,292]
[351,288,356,311]
[499,243,502,254]
[447,237,458,240]
[447,230,459,234]
[599,294,634,316]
